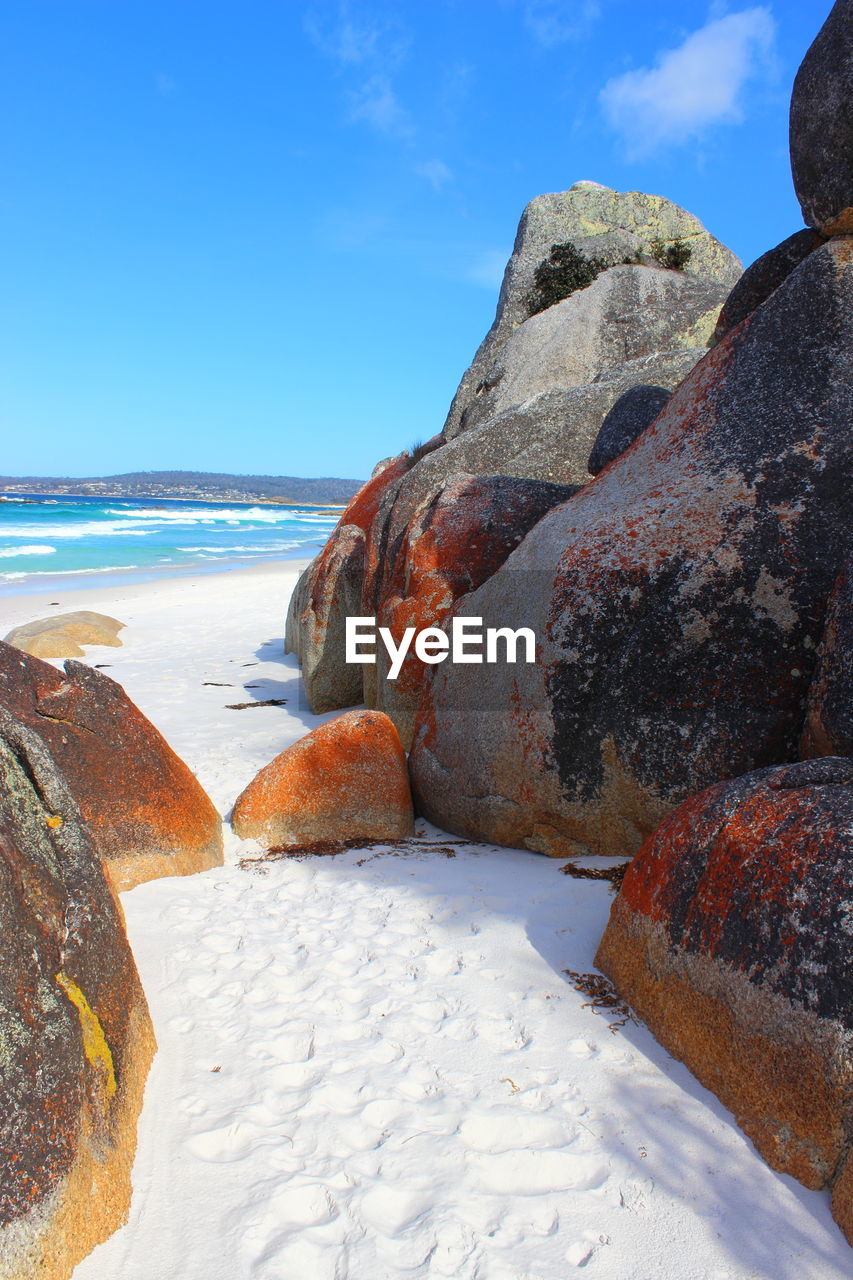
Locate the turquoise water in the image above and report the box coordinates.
[0,493,341,595]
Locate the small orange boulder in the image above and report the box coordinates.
[0,641,223,893]
[232,710,414,849]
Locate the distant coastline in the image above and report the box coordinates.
[0,469,364,507]
[1,491,345,512]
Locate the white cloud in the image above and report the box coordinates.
[467,250,511,290]
[524,0,601,48]
[303,4,408,69]
[305,3,413,140]
[415,159,453,190]
[348,74,412,138]
[600,7,776,158]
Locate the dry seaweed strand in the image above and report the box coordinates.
[563,969,638,1032]
[226,698,288,710]
[240,835,478,870]
[560,859,629,890]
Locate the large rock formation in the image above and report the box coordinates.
[409,238,853,857]
[0,643,223,892]
[232,709,413,849]
[790,0,853,234]
[801,557,853,760]
[285,453,415,713]
[595,757,853,1244]
[370,473,578,746]
[289,187,741,720]
[0,708,155,1280]
[444,182,742,439]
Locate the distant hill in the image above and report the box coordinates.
[0,470,364,505]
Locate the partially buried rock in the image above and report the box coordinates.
[587,384,671,475]
[790,0,853,235]
[232,710,414,849]
[595,757,853,1245]
[4,611,125,660]
[0,707,156,1279]
[801,557,853,759]
[0,641,223,892]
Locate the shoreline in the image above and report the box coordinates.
[0,555,313,636]
[0,547,320,604]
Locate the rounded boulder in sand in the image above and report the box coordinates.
[4,610,125,660]
[232,710,414,849]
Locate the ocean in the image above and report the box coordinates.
[0,493,341,595]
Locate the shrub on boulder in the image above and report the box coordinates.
[595,757,853,1245]
[232,710,413,849]
[0,708,156,1280]
[0,642,223,892]
[444,182,741,440]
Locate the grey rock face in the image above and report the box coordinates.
[712,229,825,344]
[790,0,853,234]
[588,385,671,475]
[298,525,367,713]
[801,557,853,760]
[409,239,853,859]
[366,348,705,600]
[284,557,316,662]
[444,183,742,438]
[459,265,730,436]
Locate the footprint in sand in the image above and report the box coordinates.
[358,1184,434,1236]
[468,1149,609,1196]
[185,1119,269,1163]
[460,1112,576,1154]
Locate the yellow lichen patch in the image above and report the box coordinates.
[678,306,724,348]
[46,814,63,829]
[56,970,117,1099]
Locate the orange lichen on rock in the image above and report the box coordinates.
[232,709,414,849]
[372,472,576,746]
[285,454,415,713]
[596,757,853,1245]
[0,641,223,893]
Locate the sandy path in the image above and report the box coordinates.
[1,564,849,1279]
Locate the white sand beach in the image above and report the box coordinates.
[1,562,849,1280]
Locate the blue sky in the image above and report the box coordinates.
[0,1,826,481]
